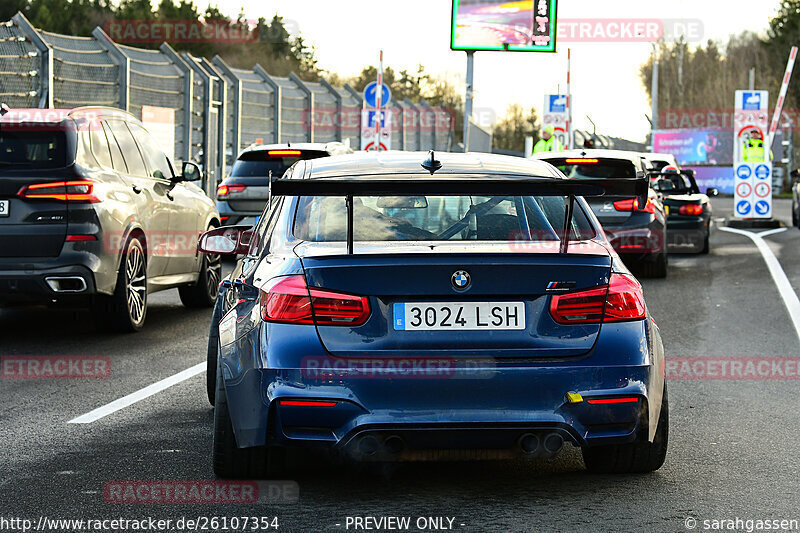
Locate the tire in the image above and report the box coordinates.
[639,251,667,278]
[582,384,669,474]
[794,202,800,228]
[93,235,147,332]
[213,360,287,479]
[179,247,221,308]
[206,303,221,406]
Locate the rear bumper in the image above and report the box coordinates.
[215,200,261,227]
[0,263,97,304]
[601,215,665,259]
[666,216,709,251]
[220,316,665,455]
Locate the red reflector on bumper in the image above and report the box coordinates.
[279,400,337,407]
[586,397,639,405]
[66,235,97,242]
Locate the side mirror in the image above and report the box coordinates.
[706,188,719,197]
[180,161,202,183]
[198,225,253,255]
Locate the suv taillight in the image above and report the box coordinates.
[613,197,655,214]
[217,184,246,199]
[549,273,646,324]
[18,180,99,203]
[259,275,370,326]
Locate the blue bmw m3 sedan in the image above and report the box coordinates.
[199,151,668,478]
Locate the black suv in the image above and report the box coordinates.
[0,106,221,331]
[216,142,352,226]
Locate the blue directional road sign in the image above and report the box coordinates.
[755,200,770,216]
[736,200,752,216]
[365,110,388,128]
[364,82,392,108]
[755,164,771,180]
[736,164,752,179]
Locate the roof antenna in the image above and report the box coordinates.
[421,150,442,174]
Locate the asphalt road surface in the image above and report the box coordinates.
[2,198,799,533]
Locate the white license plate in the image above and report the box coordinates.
[0,199,8,217]
[393,302,525,331]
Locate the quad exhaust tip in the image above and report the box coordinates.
[45,276,87,293]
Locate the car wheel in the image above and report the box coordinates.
[93,235,147,332]
[178,228,221,308]
[213,360,288,479]
[206,302,221,406]
[639,251,667,278]
[582,384,669,474]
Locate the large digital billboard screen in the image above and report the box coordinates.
[451,0,558,52]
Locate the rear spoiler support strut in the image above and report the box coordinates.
[560,195,574,254]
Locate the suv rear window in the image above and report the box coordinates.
[230,150,328,178]
[544,158,637,179]
[294,195,596,242]
[0,129,67,169]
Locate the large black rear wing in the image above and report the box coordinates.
[270,174,648,254]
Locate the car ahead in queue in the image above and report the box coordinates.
[651,168,718,254]
[531,150,669,278]
[0,106,221,331]
[216,142,352,226]
[644,153,680,173]
[199,151,668,478]
[791,169,800,228]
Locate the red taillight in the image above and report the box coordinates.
[18,180,99,203]
[549,273,646,324]
[65,235,97,242]
[587,397,639,405]
[216,184,246,199]
[279,400,337,407]
[678,204,704,215]
[613,197,655,214]
[259,275,370,326]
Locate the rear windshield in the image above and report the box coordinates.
[230,150,328,178]
[0,129,67,169]
[294,195,596,242]
[543,158,636,179]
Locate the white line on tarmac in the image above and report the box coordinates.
[68,362,205,424]
[719,226,800,340]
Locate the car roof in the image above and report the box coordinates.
[301,151,561,179]
[529,149,649,162]
[0,106,136,125]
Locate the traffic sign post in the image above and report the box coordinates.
[362,51,392,152]
[733,90,771,219]
[543,94,570,151]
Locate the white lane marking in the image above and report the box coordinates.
[759,227,788,238]
[68,362,205,424]
[719,226,800,341]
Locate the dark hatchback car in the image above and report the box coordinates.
[199,151,667,479]
[532,150,668,278]
[216,142,352,226]
[0,106,221,331]
[652,169,717,254]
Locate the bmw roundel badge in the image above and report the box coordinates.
[452,270,471,290]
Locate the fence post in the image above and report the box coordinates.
[91,27,128,111]
[344,84,364,149]
[289,72,313,142]
[212,55,241,160]
[254,65,281,144]
[200,58,227,182]
[158,43,193,164]
[13,12,52,108]
[319,77,343,142]
[405,98,422,151]
[420,99,436,151]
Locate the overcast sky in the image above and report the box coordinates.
[224,0,783,142]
